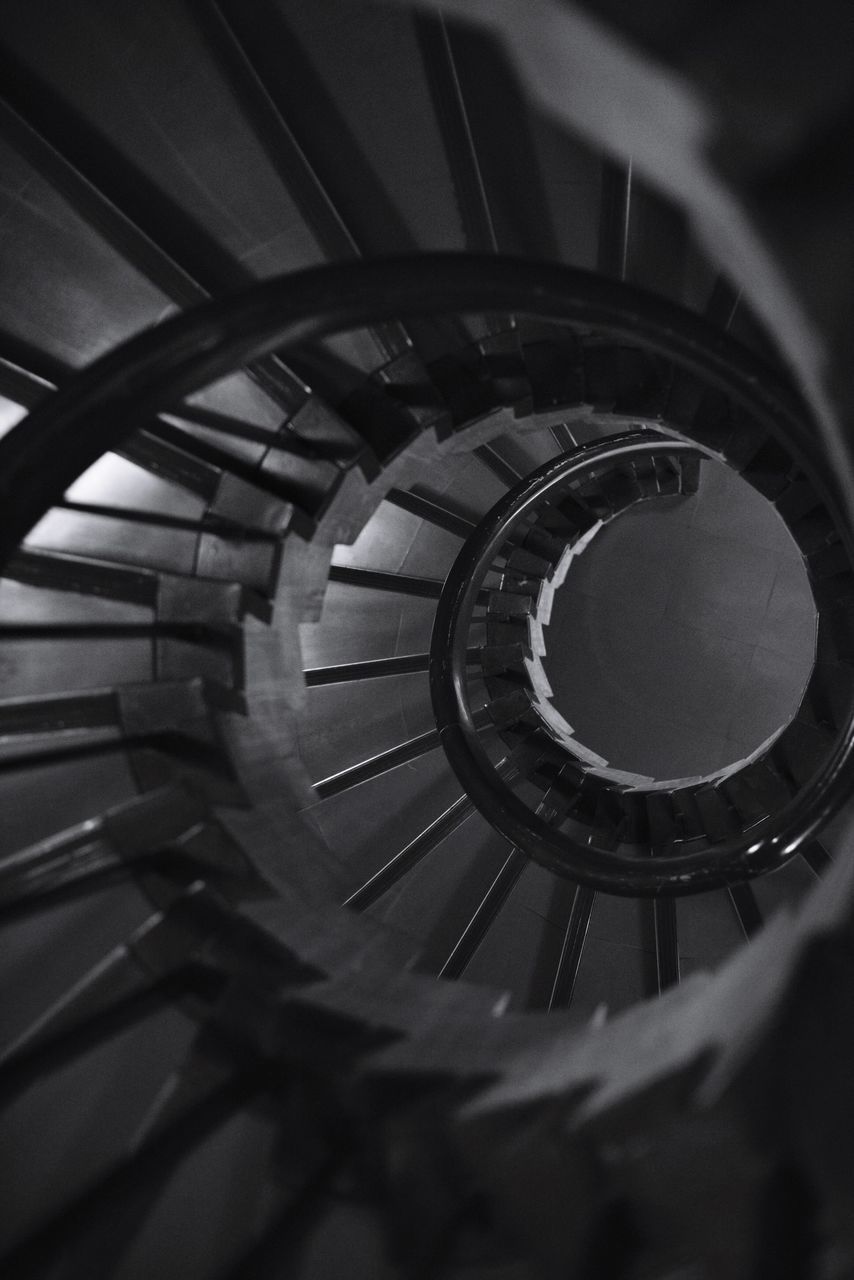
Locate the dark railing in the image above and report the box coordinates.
[430,430,832,893]
[0,254,850,899]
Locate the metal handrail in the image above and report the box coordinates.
[0,253,849,896]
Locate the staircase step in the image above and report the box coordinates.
[520,525,570,567]
[775,476,822,523]
[0,785,249,914]
[799,660,854,730]
[741,437,796,498]
[480,642,530,678]
[582,342,668,417]
[506,728,567,781]
[134,421,342,530]
[26,505,282,596]
[488,688,535,729]
[487,589,534,621]
[518,325,585,413]
[592,789,629,850]
[721,761,793,826]
[485,617,531,651]
[807,540,850,582]
[771,717,835,788]
[503,547,553,580]
[788,505,839,556]
[0,679,244,803]
[343,359,444,465]
[651,454,683,496]
[646,791,678,852]
[428,334,531,430]
[693,784,739,843]
[477,329,534,415]
[121,428,306,533]
[676,454,702,494]
[669,788,705,843]
[593,462,646,511]
[0,885,229,1083]
[2,550,265,688]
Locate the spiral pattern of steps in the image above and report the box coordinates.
[2,1,854,1277]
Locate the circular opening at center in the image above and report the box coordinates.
[540,457,817,782]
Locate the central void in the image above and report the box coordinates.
[541,458,817,781]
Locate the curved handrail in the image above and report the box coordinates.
[430,432,825,893]
[0,254,850,896]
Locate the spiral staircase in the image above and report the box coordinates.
[2,1,854,1276]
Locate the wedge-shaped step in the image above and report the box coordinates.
[498,567,547,601]
[120,430,295,535]
[0,784,249,915]
[3,549,267,688]
[0,885,230,1093]
[428,330,530,430]
[473,328,533,420]
[345,350,449,462]
[0,679,245,802]
[538,761,587,820]
[484,617,531,658]
[591,789,630,851]
[654,454,691,496]
[0,338,337,549]
[788,504,839,557]
[799,660,854,731]
[27,503,282,596]
[487,588,534,621]
[668,788,706,843]
[255,432,350,518]
[118,680,245,800]
[775,475,822,523]
[771,717,836,788]
[813,594,854,666]
[665,380,766,472]
[807,540,850,583]
[646,791,679,852]
[721,762,794,827]
[631,453,664,497]
[592,461,646,512]
[517,323,585,413]
[480,642,530,679]
[693,784,740,843]
[536,489,598,540]
[519,525,568,568]
[0,926,276,1278]
[740,437,794,499]
[581,342,668,417]
[503,546,553,581]
[126,424,332,538]
[277,387,367,459]
[673,454,701,494]
[487,688,536,730]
